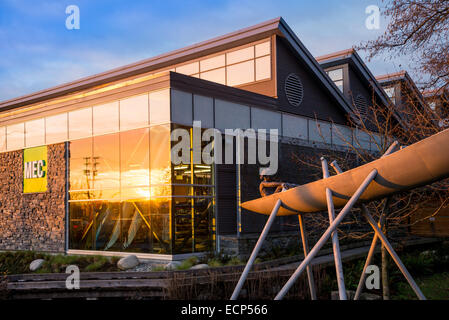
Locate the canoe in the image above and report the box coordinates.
[241,128,449,216]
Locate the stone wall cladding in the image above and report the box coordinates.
[0,143,66,252]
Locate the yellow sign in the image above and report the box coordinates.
[23,146,48,193]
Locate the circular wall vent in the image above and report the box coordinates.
[284,73,304,107]
[354,94,368,117]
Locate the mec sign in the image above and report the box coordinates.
[23,146,48,193]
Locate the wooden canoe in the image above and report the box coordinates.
[241,128,449,216]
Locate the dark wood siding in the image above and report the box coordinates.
[216,164,237,235]
[276,37,347,124]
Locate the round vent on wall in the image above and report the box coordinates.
[284,73,304,107]
[354,94,368,117]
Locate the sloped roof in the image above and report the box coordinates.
[376,70,427,108]
[0,17,353,116]
[316,48,390,107]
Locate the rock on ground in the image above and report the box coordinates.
[190,264,209,270]
[29,259,45,271]
[117,255,140,270]
[165,261,182,270]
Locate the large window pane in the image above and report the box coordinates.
[282,114,308,140]
[149,89,170,125]
[226,46,254,65]
[255,56,271,81]
[309,120,332,144]
[193,95,214,128]
[200,68,226,85]
[25,118,45,147]
[93,101,119,135]
[119,94,149,131]
[214,100,250,129]
[173,197,193,253]
[150,124,171,186]
[176,62,199,75]
[69,107,92,140]
[69,137,93,192]
[251,108,281,131]
[0,127,6,152]
[120,128,150,196]
[7,123,24,150]
[226,60,255,86]
[171,90,193,126]
[200,54,225,72]
[255,41,270,57]
[46,113,68,144]
[93,133,120,192]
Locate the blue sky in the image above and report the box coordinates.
[0,0,413,101]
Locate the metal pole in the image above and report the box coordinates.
[231,199,282,300]
[381,140,399,158]
[275,169,378,300]
[298,214,317,300]
[321,157,347,300]
[354,200,390,300]
[362,207,426,300]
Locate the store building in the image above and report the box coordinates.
[0,18,387,259]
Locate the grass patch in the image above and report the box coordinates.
[0,251,120,275]
[393,272,449,300]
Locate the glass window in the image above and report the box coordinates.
[150,124,171,186]
[176,62,199,75]
[7,123,24,150]
[327,68,344,93]
[309,120,332,144]
[282,114,308,140]
[69,107,92,140]
[171,90,193,126]
[214,99,250,130]
[120,128,150,198]
[25,118,45,147]
[384,87,396,105]
[226,46,254,65]
[334,80,344,92]
[226,60,255,86]
[69,137,93,192]
[46,113,68,144]
[149,89,170,125]
[255,56,271,81]
[354,128,371,150]
[251,108,281,131]
[255,41,270,57]
[200,54,225,72]
[93,101,119,135]
[200,68,226,85]
[327,68,343,81]
[193,95,214,128]
[0,127,6,152]
[93,133,120,193]
[332,124,353,146]
[119,94,149,131]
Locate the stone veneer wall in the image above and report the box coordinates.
[0,143,66,252]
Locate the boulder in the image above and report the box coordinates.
[190,264,209,270]
[29,259,45,271]
[117,255,139,270]
[165,261,182,270]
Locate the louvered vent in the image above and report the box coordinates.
[284,73,304,107]
[354,94,368,117]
